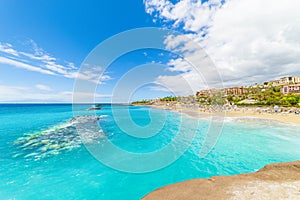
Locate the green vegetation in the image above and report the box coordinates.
[197,92,225,105]
[195,85,300,107]
[132,86,300,107]
[159,96,179,101]
[227,86,300,107]
[131,99,151,105]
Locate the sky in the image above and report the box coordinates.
[0,0,300,103]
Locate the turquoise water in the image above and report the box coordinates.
[0,104,300,199]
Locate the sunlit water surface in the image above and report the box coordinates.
[0,104,299,199]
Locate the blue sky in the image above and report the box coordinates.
[1,0,299,102]
[0,0,169,102]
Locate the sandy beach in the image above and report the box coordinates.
[147,104,300,125]
[140,104,300,199]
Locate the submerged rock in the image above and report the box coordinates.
[88,107,101,110]
[14,115,105,160]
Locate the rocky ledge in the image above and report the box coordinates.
[143,161,300,200]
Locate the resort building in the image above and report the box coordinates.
[280,76,300,84]
[268,76,300,87]
[196,75,300,97]
[197,87,245,97]
[269,79,282,87]
[224,86,244,96]
[196,89,211,97]
[196,88,222,98]
[281,84,300,94]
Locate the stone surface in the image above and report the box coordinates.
[143,161,300,200]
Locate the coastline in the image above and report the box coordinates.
[145,104,300,125]
[142,160,300,200]
[140,104,300,199]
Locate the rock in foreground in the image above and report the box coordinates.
[143,161,300,200]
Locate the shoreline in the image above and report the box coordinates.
[144,104,300,125]
[140,104,300,199]
[142,160,300,200]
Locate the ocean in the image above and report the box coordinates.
[0,104,299,199]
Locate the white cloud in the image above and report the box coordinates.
[0,56,55,75]
[0,39,111,85]
[44,61,69,75]
[0,85,69,102]
[144,0,223,32]
[0,43,19,56]
[0,84,111,103]
[144,0,300,93]
[155,73,204,95]
[67,62,76,69]
[203,0,300,84]
[35,84,52,91]
[20,52,56,61]
[65,65,112,84]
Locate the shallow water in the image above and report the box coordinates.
[0,104,299,199]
